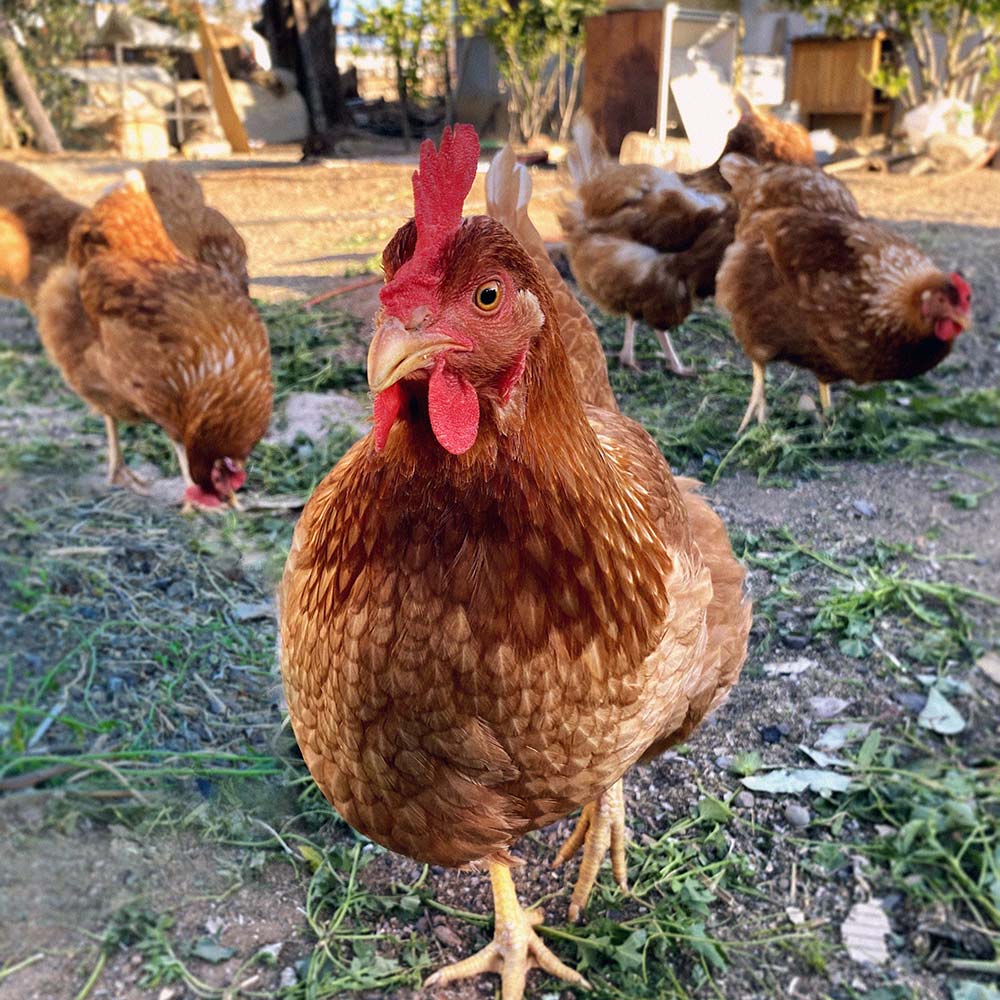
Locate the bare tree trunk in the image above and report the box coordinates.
[0,81,19,149]
[0,21,62,153]
[395,58,412,151]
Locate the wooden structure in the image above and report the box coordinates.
[789,34,893,139]
[190,3,250,153]
[582,0,738,155]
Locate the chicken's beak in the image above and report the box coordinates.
[367,316,469,393]
[226,492,243,510]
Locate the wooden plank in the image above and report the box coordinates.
[583,10,662,155]
[190,2,250,153]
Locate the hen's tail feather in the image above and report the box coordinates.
[485,146,617,413]
[567,115,609,187]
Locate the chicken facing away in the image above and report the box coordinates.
[0,162,85,308]
[35,171,272,510]
[716,154,972,432]
[560,98,815,376]
[279,126,750,998]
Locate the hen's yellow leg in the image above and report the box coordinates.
[554,778,628,922]
[653,329,697,378]
[104,415,148,493]
[737,361,767,433]
[619,316,640,371]
[424,862,589,1000]
[818,381,833,412]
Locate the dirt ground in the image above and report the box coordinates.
[1,145,998,1000]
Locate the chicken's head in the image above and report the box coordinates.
[368,125,547,456]
[919,272,972,342]
[184,455,247,510]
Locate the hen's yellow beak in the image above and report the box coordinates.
[367,317,468,393]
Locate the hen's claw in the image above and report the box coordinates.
[108,464,150,495]
[554,778,628,922]
[424,863,588,1000]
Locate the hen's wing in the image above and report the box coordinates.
[485,146,616,412]
[586,406,750,760]
[721,155,860,222]
[79,256,270,446]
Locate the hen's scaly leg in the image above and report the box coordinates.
[653,329,696,377]
[424,862,588,1000]
[172,439,195,488]
[553,778,628,922]
[618,316,641,371]
[737,361,768,434]
[818,381,833,413]
[104,416,149,493]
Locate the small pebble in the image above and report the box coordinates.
[760,725,783,745]
[896,691,928,713]
[433,924,463,949]
[735,791,755,809]
[781,632,810,650]
[279,967,297,989]
[715,754,734,770]
[784,803,811,828]
[852,499,877,518]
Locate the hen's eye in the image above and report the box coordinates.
[474,280,502,312]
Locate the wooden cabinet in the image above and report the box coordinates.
[789,34,893,138]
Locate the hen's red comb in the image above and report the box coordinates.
[380,124,480,318]
[950,272,971,310]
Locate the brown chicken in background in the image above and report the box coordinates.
[716,154,972,431]
[280,126,750,999]
[0,162,84,308]
[560,96,815,375]
[141,160,250,293]
[35,171,272,510]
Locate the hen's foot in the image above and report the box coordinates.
[653,330,696,378]
[618,351,643,373]
[424,862,588,1000]
[108,464,150,495]
[553,778,628,922]
[737,361,768,434]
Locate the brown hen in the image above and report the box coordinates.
[716,155,972,430]
[279,126,750,999]
[35,171,271,510]
[560,99,815,375]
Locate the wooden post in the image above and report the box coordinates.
[0,18,63,153]
[190,3,251,153]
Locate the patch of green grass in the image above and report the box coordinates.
[259,300,367,400]
[598,303,1000,484]
[823,732,1000,937]
[739,529,997,668]
[0,347,74,406]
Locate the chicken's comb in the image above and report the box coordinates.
[950,272,971,310]
[380,125,480,318]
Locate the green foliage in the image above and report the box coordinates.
[457,0,603,141]
[781,0,1000,110]
[0,0,90,139]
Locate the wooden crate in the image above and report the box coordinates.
[789,34,892,138]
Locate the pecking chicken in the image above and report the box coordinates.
[716,154,972,431]
[141,160,250,293]
[279,126,751,999]
[0,162,84,308]
[35,171,272,510]
[560,98,815,375]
